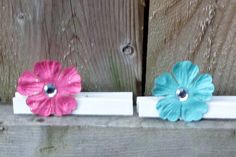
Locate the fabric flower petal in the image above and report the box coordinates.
[56,67,82,95]
[26,93,53,117]
[181,98,208,122]
[34,60,62,81]
[17,71,44,96]
[54,95,77,116]
[152,72,178,96]
[189,74,215,101]
[172,61,199,87]
[157,96,181,122]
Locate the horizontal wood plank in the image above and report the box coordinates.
[1,105,236,157]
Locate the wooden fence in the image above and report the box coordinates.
[1,0,236,103]
[1,0,236,157]
[0,0,144,102]
[146,0,236,96]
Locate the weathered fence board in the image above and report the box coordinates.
[145,0,236,95]
[0,0,144,102]
[1,105,236,157]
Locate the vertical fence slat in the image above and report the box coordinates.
[145,0,236,95]
[0,0,144,102]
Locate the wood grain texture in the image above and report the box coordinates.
[0,0,144,102]
[145,0,236,95]
[1,105,236,157]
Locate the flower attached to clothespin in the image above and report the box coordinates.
[17,60,82,116]
[152,61,214,122]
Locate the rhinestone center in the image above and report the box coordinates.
[44,83,57,97]
[176,88,188,102]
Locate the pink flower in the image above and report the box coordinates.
[17,60,82,116]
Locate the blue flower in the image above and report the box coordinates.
[152,61,215,122]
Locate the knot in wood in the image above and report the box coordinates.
[18,13,25,20]
[122,45,134,55]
